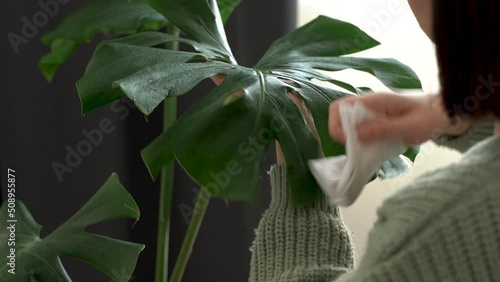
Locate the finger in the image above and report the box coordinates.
[328,93,402,143]
[357,116,420,144]
[210,74,226,86]
[354,93,410,116]
[275,142,286,164]
[328,96,359,143]
[329,101,345,142]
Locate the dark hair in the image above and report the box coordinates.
[434,0,500,118]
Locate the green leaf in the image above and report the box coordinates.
[403,146,420,162]
[0,174,144,282]
[39,0,168,81]
[256,16,380,68]
[77,32,203,114]
[278,56,423,90]
[270,68,365,95]
[217,0,241,23]
[378,146,420,179]
[79,11,422,204]
[146,0,236,63]
[142,71,325,203]
[114,61,231,114]
[38,39,80,82]
[288,77,350,158]
[378,155,411,179]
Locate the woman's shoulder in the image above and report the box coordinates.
[360,135,500,264]
[387,136,500,211]
[383,134,500,212]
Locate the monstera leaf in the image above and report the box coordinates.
[145,0,236,63]
[39,0,167,82]
[76,0,422,204]
[0,174,144,282]
[39,0,240,81]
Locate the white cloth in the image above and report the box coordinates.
[308,102,407,206]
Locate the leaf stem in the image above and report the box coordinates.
[155,23,180,282]
[169,187,211,282]
[165,23,180,52]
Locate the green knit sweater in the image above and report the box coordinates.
[250,119,500,282]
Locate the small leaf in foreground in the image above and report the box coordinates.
[0,174,144,282]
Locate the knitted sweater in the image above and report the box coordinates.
[250,119,500,282]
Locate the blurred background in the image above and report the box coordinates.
[0,0,461,281]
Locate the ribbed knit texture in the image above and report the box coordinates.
[250,121,500,282]
[249,165,355,281]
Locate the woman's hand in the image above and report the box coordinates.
[328,93,474,145]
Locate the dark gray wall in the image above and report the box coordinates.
[1,0,296,281]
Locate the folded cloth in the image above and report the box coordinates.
[308,102,407,206]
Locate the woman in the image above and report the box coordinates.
[249,0,500,281]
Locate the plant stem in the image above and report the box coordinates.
[169,187,211,282]
[155,23,180,282]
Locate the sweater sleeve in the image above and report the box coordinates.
[249,165,355,282]
[432,117,494,153]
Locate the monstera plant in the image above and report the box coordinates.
[1,0,422,281]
